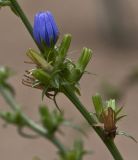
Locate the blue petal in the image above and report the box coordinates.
[44,13,54,46]
[33,11,59,48]
[47,11,59,43]
[33,12,41,44]
[38,13,47,44]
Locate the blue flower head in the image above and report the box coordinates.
[33,11,59,48]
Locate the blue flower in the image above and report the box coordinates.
[33,11,59,48]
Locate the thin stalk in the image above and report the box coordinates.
[0,86,66,154]
[10,0,41,51]
[0,1,11,6]
[8,0,124,159]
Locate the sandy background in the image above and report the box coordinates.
[0,0,138,159]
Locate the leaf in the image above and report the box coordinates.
[116,131,137,143]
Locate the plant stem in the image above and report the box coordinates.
[10,0,41,51]
[0,1,11,6]
[8,0,124,159]
[62,85,123,160]
[0,86,66,154]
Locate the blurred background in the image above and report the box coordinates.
[0,0,138,159]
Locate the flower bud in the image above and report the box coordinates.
[58,34,72,60]
[26,48,53,71]
[32,69,51,86]
[65,48,92,83]
[33,11,59,48]
[76,47,92,72]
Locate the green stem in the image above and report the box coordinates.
[8,0,123,159]
[0,86,66,154]
[62,85,123,160]
[10,0,41,51]
[0,1,11,6]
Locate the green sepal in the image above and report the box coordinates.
[116,131,137,143]
[57,34,72,63]
[26,48,53,71]
[92,94,103,120]
[32,69,51,86]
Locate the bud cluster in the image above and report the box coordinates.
[92,94,126,138]
[23,11,93,99]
